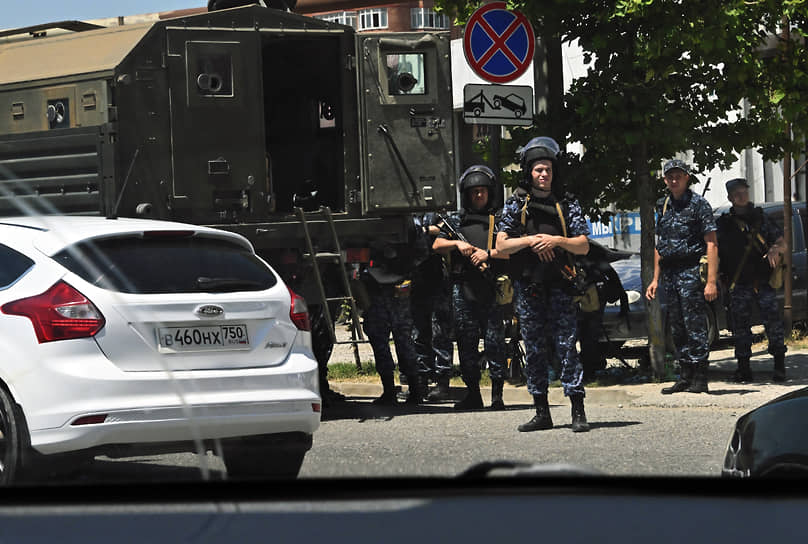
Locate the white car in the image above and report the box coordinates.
[0,216,320,484]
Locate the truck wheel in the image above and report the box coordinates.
[473,107,482,117]
[0,385,25,485]
[223,434,312,480]
[310,304,334,366]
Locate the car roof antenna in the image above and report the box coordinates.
[108,146,141,220]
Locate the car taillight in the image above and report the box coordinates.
[1,281,105,343]
[287,286,310,331]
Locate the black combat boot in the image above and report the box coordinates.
[490,379,505,411]
[773,354,786,382]
[517,394,553,432]
[661,363,694,395]
[404,375,427,405]
[426,376,451,402]
[687,361,709,393]
[732,357,753,383]
[570,394,590,432]
[454,383,484,410]
[372,372,397,406]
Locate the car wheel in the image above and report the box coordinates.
[493,98,501,108]
[515,110,522,117]
[223,434,312,480]
[0,385,25,485]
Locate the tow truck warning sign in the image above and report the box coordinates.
[463,84,533,126]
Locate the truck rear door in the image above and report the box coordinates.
[165,29,267,222]
[357,32,456,214]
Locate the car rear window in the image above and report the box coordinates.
[0,244,34,289]
[52,235,277,294]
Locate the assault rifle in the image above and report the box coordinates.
[435,214,490,273]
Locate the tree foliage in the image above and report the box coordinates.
[436,0,808,375]
[436,0,808,216]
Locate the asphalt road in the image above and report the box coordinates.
[42,401,737,483]
[302,401,738,478]
[36,342,808,484]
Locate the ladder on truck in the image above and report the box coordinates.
[295,206,366,370]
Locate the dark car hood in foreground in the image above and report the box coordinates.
[723,386,808,477]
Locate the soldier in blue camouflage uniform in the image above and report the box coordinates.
[361,243,429,406]
[410,213,455,402]
[433,165,509,410]
[717,178,787,382]
[645,159,719,394]
[496,137,591,432]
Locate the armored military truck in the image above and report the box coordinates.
[0,4,456,360]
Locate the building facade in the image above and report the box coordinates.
[297,0,452,33]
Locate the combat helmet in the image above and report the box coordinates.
[518,136,560,171]
[458,165,496,211]
[517,136,561,188]
[459,164,496,192]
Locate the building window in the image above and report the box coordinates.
[358,8,388,31]
[410,8,450,30]
[314,11,357,29]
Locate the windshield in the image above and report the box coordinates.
[1,0,807,498]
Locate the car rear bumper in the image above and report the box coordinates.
[14,346,320,455]
[29,400,320,456]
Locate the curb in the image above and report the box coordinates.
[329,348,808,410]
[330,382,639,407]
[330,380,805,410]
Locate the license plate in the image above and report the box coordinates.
[157,324,250,351]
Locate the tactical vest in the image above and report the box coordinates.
[458,213,491,249]
[453,211,497,304]
[510,189,566,285]
[718,207,769,285]
[450,212,491,278]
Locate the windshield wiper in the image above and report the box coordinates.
[195,277,265,291]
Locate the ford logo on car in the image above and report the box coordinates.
[196,305,224,317]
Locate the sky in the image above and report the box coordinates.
[3,1,207,29]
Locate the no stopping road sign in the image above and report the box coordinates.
[463,2,535,84]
